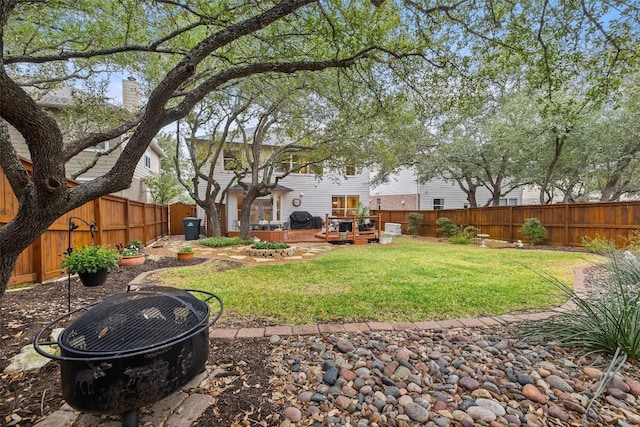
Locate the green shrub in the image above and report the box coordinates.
[61,244,119,274]
[449,233,472,244]
[436,217,458,237]
[526,251,640,360]
[623,230,640,252]
[199,237,254,248]
[179,246,194,253]
[521,218,548,245]
[407,212,423,235]
[447,226,479,245]
[252,242,288,249]
[524,252,640,423]
[582,234,616,254]
[120,247,141,257]
[463,225,479,237]
[126,240,144,251]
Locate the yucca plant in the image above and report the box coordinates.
[523,251,640,424]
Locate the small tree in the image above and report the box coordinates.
[407,212,423,235]
[521,218,548,245]
[436,217,458,237]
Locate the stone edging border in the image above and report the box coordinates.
[128,263,587,341]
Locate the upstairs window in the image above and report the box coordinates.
[277,154,322,175]
[144,150,151,169]
[345,165,356,176]
[433,198,445,210]
[84,141,109,151]
[223,149,239,170]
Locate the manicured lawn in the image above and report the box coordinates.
[152,237,600,324]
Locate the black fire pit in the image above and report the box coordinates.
[34,286,222,427]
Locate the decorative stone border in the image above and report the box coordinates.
[245,246,297,258]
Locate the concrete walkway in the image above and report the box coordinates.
[35,264,586,427]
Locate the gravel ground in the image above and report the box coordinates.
[266,323,640,427]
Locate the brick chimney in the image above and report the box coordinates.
[122,77,142,111]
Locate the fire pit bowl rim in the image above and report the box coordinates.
[33,288,223,362]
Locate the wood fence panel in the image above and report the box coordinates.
[375,201,640,247]
[99,196,128,248]
[126,201,145,245]
[144,204,158,244]
[3,159,169,288]
[169,202,197,235]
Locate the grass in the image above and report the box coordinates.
[151,237,599,325]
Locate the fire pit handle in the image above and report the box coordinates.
[33,304,96,360]
[182,288,224,327]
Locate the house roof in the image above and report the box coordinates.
[229,183,293,192]
[148,140,166,158]
[35,85,118,109]
[199,127,290,147]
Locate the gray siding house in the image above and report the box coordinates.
[370,167,523,211]
[195,132,371,230]
[7,79,165,203]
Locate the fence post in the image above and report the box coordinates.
[93,198,103,245]
[142,203,148,245]
[124,199,130,245]
[564,204,570,246]
[509,206,514,243]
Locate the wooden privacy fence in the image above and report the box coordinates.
[169,202,197,235]
[169,202,228,237]
[374,200,640,247]
[2,160,169,288]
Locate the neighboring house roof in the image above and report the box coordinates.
[33,85,118,109]
[30,84,166,159]
[200,127,288,147]
[148,140,166,158]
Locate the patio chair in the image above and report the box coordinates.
[282,221,290,240]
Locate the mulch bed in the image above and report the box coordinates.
[0,257,274,426]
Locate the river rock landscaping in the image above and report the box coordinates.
[267,325,640,426]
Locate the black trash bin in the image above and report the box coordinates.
[183,217,201,241]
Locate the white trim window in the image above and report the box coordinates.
[499,197,518,206]
[332,195,359,216]
[433,198,445,210]
[84,141,109,151]
[144,150,151,169]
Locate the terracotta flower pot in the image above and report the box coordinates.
[118,254,146,266]
[177,252,194,261]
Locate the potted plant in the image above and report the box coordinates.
[356,202,371,230]
[125,240,145,254]
[117,245,146,266]
[61,244,119,287]
[177,246,195,261]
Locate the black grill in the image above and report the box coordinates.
[60,289,208,354]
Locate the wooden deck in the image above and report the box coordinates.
[228,215,381,245]
[313,229,379,245]
[228,228,327,243]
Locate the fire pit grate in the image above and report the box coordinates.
[60,289,208,354]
